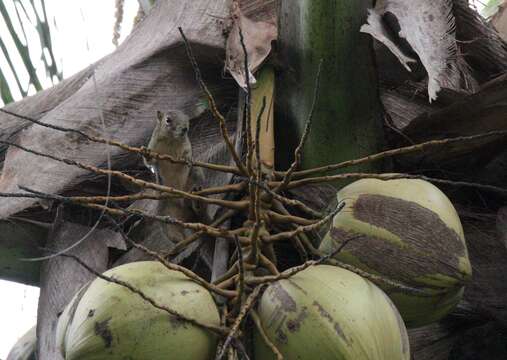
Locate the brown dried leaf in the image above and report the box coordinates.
[362,0,469,102]
[454,0,507,80]
[225,2,277,89]
[0,0,235,218]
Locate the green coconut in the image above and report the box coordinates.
[319,178,472,327]
[254,265,410,360]
[56,261,220,360]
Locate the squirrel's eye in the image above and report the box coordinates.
[165,117,172,125]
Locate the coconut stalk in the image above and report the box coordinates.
[250,66,275,173]
[276,0,385,181]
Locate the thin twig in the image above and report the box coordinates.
[238,24,254,178]
[168,209,239,256]
[213,262,240,286]
[259,253,280,275]
[60,253,228,335]
[265,202,345,242]
[234,235,245,308]
[253,232,431,296]
[250,310,283,360]
[280,129,507,179]
[66,189,240,205]
[195,182,247,196]
[253,98,265,223]
[297,231,326,257]
[275,60,323,193]
[292,234,309,262]
[232,339,250,360]
[249,177,324,218]
[34,70,117,262]
[276,172,507,195]
[273,233,437,296]
[269,199,318,262]
[105,215,237,298]
[227,346,236,360]
[218,305,228,348]
[249,98,267,262]
[18,187,250,242]
[247,236,356,285]
[247,221,261,265]
[266,210,315,226]
[216,285,267,360]
[254,98,265,178]
[178,27,248,176]
[327,258,436,296]
[0,138,247,210]
[0,108,241,176]
[267,189,323,219]
[217,274,239,290]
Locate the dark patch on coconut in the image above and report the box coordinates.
[312,301,348,343]
[286,306,308,333]
[270,312,289,344]
[328,194,468,286]
[269,282,297,312]
[180,289,200,296]
[275,327,289,344]
[287,279,308,296]
[94,318,113,348]
[170,316,188,329]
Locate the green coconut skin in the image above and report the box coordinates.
[56,261,220,360]
[319,179,472,328]
[254,265,410,360]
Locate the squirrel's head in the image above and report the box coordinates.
[156,110,189,139]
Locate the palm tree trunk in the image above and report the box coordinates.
[276,0,385,179]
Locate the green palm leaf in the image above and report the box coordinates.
[0,67,14,104]
[0,0,60,105]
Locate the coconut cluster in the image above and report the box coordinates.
[54,179,470,359]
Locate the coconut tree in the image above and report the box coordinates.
[1,0,507,359]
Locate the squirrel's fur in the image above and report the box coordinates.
[143,110,206,222]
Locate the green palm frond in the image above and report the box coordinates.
[0,0,60,105]
[0,67,14,104]
[0,36,26,97]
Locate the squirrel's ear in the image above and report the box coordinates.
[156,111,164,123]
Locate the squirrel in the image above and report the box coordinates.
[143,110,206,221]
[144,110,192,189]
